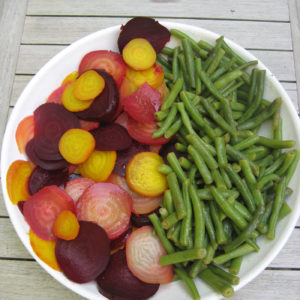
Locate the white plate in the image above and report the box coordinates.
[1,22,300,300]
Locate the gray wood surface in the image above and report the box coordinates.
[1,0,300,299]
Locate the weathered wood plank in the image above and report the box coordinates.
[26,0,289,21]
[15,45,296,81]
[22,16,292,51]
[0,0,28,150]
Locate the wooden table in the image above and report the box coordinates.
[1,0,300,299]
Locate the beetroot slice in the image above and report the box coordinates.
[91,123,132,151]
[55,221,110,283]
[75,70,119,123]
[131,213,153,228]
[113,140,149,176]
[34,103,80,160]
[28,166,69,195]
[118,17,170,53]
[26,139,69,171]
[97,249,159,300]
[110,224,132,251]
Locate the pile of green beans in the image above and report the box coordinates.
[150,29,300,300]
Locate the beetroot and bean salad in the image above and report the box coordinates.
[6,17,300,299]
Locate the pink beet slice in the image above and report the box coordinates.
[118,17,170,53]
[91,123,132,151]
[23,185,75,240]
[97,249,159,300]
[113,140,149,176]
[56,221,110,283]
[75,70,119,123]
[34,103,80,160]
[26,139,69,171]
[28,166,69,195]
[122,82,161,123]
[64,177,95,203]
[110,224,132,251]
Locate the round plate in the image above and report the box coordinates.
[1,22,300,300]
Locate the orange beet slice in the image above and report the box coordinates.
[76,183,132,239]
[6,160,32,205]
[23,185,75,240]
[126,226,173,284]
[55,221,110,283]
[15,115,34,154]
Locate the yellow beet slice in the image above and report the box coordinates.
[79,150,116,182]
[62,81,93,112]
[73,70,105,101]
[123,38,156,71]
[61,71,78,85]
[126,152,167,197]
[53,210,80,240]
[59,129,95,164]
[29,229,60,271]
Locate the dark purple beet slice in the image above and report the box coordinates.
[130,213,152,228]
[34,103,80,160]
[17,201,25,215]
[28,166,69,195]
[75,70,119,123]
[118,17,170,53]
[26,139,69,171]
[113,140,149,176]
[110,224,132,251]
[91,123,132,151]
[97,249,159,300]
[55,221,110,283]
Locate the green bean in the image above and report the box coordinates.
[153,105,178,138]
[177,102,195,134]
[183,39,196,88]
[201,97,236,135]
[199,268,234,298]
[189,259,207,278]
[197,188,239,201]
[239,70,266,123]
[213,243,255,265]
[257,174,280,190]
[233,135,259,151]
[207,48,226,75]
[267,177,287,239]
[247,68,258,104]
[210,186,248,230]
[212,169,227,191]
[203,243,216,265]
[286,149,300,184]
[167,172,186,220]
[238,98,282,130]
[161,46,174,56]
[233,201,252,222]
[236,60,258,71]
[198,39,213,51]
[188,165,197,184]
[157,53,172,69]
[165,118,182,139]
[180,157,192,170]
[161,77,183,111]
[257,200,274,233]
[221,39,247,65]
[257,136,295,149]
[229,256,243,275]
[203,204,218,250]
[188,145,213,185]
[220,97,236,132]
[163,189,174,214]
[256,154,273,168]
[158,164,173,175]
[208,264,240,285]
[189,184,206,248]
[278,202,292,220]
[162,212,179,229]
[209,201,227,245]
[180,179,193,247]
[276,150,296,176]
[178,53,191,89]
[167,222,181,246]
[215,137,228,167]
[263,153,285,178]
[159,207,169,219]
[240,159,256,187]
[148,213,175,253]
[167,152,187,183]
[195,57,202,94]
[224,164,256,213]
[172,46,180,82]
[220,166,232,189]
[174,267,200,300]
[175,142,187,152]
[155,110,168,121]
[214,69,243,90]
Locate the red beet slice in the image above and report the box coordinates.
[23,185,75,240]
[118,17,170,53]
[28,166,69,195]
[122,82,162,123]
[97,249,159,300]
[56,221,110,283]
[17,201,25,215]
[110,224,132,251]
[26,139,69,171]
[113,140,149,176]
[75,70,119,123]
[91,123,132,151]
[34,103,80,160]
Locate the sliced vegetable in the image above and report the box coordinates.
[126,226,173,284]
[46,81,72,104]
[79,150,116,182]
[110,225,132,251]
[79,119,99,131]
[53,210,80,240]
[15,115,34,154]
[76,183,132,239]
[64,177,95,202]
[6,160,32,204]
[59,128,95,164]
[122,82,161,123]
[119,76,138,101]
[55,221,110,283]
[131,212,153,227]
[126,152,168,197]
[61,71,78,85]
[23,185,75,240]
